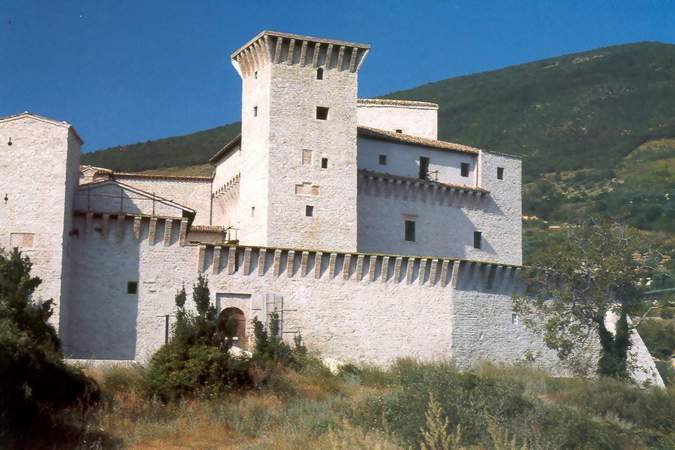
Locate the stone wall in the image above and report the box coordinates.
[65,214,546,367]
[357,151,522,265]
[114,175,212,225]
[357,136,478,186]
[357,99,438,139]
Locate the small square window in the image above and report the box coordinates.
[473,231,482,249]
[321,158,328,169]
[305,205,314,217]
[316,106,329,120]
[302,149,312,165]
[127,281,138,295]
[253,106,258,117]
[497,167,504,180]
[404,220,416,242]
[461,162,470,177]
[395,129,403,133]
[378,154,387,165]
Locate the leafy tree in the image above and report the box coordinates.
[0,248,99,440]
[513,221,670,379]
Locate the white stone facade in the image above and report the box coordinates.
[0,31,663,386]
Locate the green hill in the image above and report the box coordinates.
[82,41,675,234]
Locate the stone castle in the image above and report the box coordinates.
[0,31,662,384]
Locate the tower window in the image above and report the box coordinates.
[461,162,470,177]
[419,156,430,179]
[321,158,328,169]
[497,167,504,180]
[378,154,387,165]
[473,231,482,249]
[316,67,324,80]
[302,149,312,165]
[404,220,416,242]
[305,205,314,217]
[253,106,258,117]
[127,281,138,295]
[316,106,329,120]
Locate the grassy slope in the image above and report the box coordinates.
[49,361,674,449]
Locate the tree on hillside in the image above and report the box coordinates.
[0,248,99,441]
[513,221,672,379]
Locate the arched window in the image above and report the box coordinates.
[219,307,247,348]
[316,67,324,80]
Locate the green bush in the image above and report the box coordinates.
[144,275,253,402]
[637,319,675,360]
[0,248,100,442]
[352,360,674,449]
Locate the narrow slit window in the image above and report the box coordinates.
[378,154,387,165]
[419,156,430,179]
[497,167,504,180]
[254,71,258,79]
[404,220,416,242]
[321,158,328,169]
[253,106,258,117]
[127,281,138,295]
[316,106,329,120]
[251,206,255,216]
[473,231,482,249]
[316,67,324,80]
[461,162,470,177]
[305,205,314,217]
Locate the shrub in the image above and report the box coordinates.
[637,319,675,360]
[0,248,100,442]
[144,276,252,401]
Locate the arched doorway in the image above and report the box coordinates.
[219,307,247,349]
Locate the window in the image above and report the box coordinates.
[254,71,258,79]
[473,231,482,249]
[316,106,329,120]
[316,67,324,80]
[302,149,312,165]
[305,205,314,217]
[395,129,403,133]
[378,154,387,165]
[321,157,328,169]
[461,162,470,177]
[419,156,430,179]
[497,167,504,180]
[512,313,519,324]
[127,281,138,295]
[253,106,258,117]
[404,220,416,242]
[251,206,255,216]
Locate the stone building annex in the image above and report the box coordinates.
[0,31,662,384]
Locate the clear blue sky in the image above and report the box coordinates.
[2,0,675,152]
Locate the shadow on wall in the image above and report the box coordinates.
[64,216,142,360]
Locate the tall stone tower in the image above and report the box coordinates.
[231,31,369,252]
[0,113,81,339]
